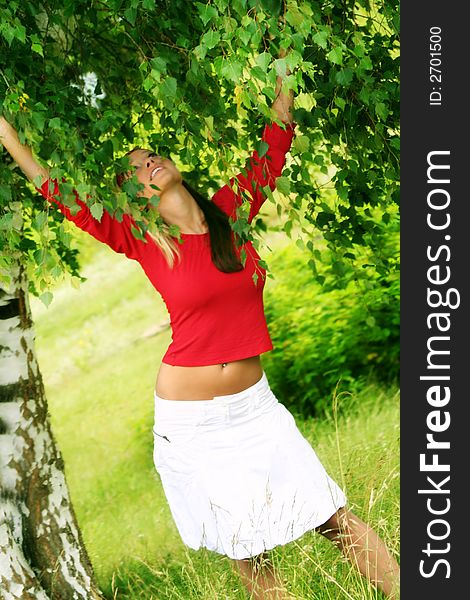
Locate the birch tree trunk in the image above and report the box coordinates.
[0,262,104,600]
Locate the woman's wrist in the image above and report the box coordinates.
[273,80,294,124]
[0,115,48,182]
[0,116,16,146]
[272,46,294,123]
[0,116,10,141]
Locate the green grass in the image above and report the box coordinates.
[31,232,399,600]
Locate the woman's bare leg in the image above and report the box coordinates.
[316,507,400,598]
[233,553,291,600]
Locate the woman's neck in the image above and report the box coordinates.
[153,184,207,234]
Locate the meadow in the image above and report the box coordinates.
[31,229,399,600]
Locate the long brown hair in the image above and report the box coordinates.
[182,181,243,273]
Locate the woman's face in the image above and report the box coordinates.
[127,149,182,199]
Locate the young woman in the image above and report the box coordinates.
[0,70,399,599]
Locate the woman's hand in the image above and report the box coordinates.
[0,115,49,185]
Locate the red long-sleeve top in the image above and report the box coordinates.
[39,122,295,366]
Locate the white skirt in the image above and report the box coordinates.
[152,372,346,560]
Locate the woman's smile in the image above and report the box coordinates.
[150,166,164,179]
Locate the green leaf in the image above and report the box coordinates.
[39,291,53,307]
[197,2,218,26]
[1,26,14,46]
[259,0,282,16]
[202,30,221,50]
[0,213,14,231]
[168,224,180,238]
[273,58,287,78]
[238,27,252,45]
[256,141,269,158]
[141,111,154,131]
[359,56,373,71]
[251,66,267,82]
[313,30,328,49]
[327,47,343,66]
[159,77,178,102]
[14,24,26,43]
[284,220,293,237]
[331,260,346,276]
[49,117,61,129]
[358,87,370,104]
[33,211,48,232]
[285,4,304,27]
[375,102,389,121]
[220,59,243,82]
[150,56,167,74]
[131,225,146,241]
[276,176,291,196]
[31,111,46,131]
[31,40,44,56]
[124,7,137,24]
[75,183,91,198]
[335,68,353,86]
[0,185,12,202]
[162,77,177,97]
[262,185,275,204]
[255,52,271,72]
[90,203,104,221]
[293,135,309,153]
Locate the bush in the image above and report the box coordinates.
[263,244,399,416]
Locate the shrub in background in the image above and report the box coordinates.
[263,243,399,416]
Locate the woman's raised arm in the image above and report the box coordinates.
[0,116,49,184]
[271,47,294,124]
[212,49,295,221]
[272,76,294,124]
[0,115,145,260]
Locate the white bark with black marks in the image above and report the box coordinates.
[0,263,104,600]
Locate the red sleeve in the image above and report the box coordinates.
[212,121,295,223]
[38,179,145,260]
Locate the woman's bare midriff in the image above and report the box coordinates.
[155,355,263,400]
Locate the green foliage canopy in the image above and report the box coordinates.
[0,0,399,299]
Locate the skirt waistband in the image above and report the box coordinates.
[154,372,273,419]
